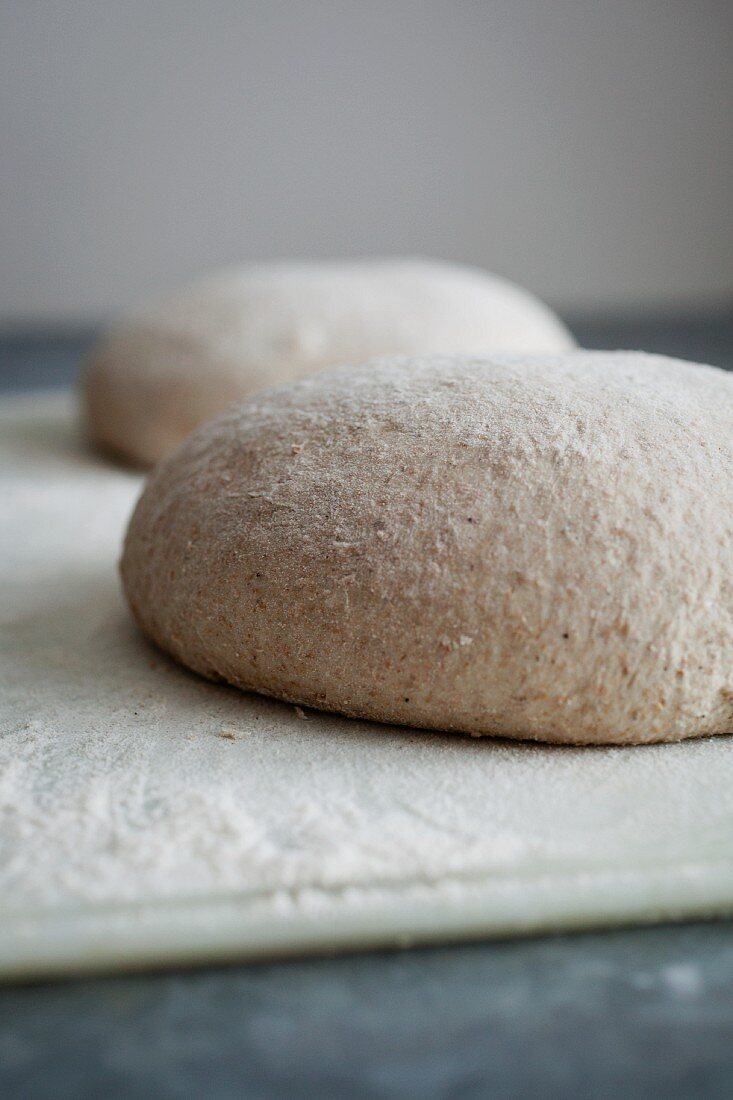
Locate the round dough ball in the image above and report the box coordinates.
[121,351,733,745]
[83,259,574,466]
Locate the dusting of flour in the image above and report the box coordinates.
[2,393,733,976]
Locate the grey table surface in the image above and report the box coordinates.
[2,313,733,1100]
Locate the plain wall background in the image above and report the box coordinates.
[1,0,731,326]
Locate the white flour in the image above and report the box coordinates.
[2,392,733,978]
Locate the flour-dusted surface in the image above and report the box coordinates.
[2,392,733,979]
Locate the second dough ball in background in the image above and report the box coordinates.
[82,258,574,466]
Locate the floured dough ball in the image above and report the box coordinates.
[121,351,733,745]
[83,259,574,466]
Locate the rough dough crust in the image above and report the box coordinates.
[83,259,574,466]
[121,351,733,745]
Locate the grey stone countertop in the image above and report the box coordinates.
[1,313,732,1100]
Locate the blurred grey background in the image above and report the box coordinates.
[1,0,731,328]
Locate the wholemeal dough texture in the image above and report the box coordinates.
[83,259,574,466]
[121,351,733,745]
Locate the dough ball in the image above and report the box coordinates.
[121,351,733,745]
[83,259,574,466]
